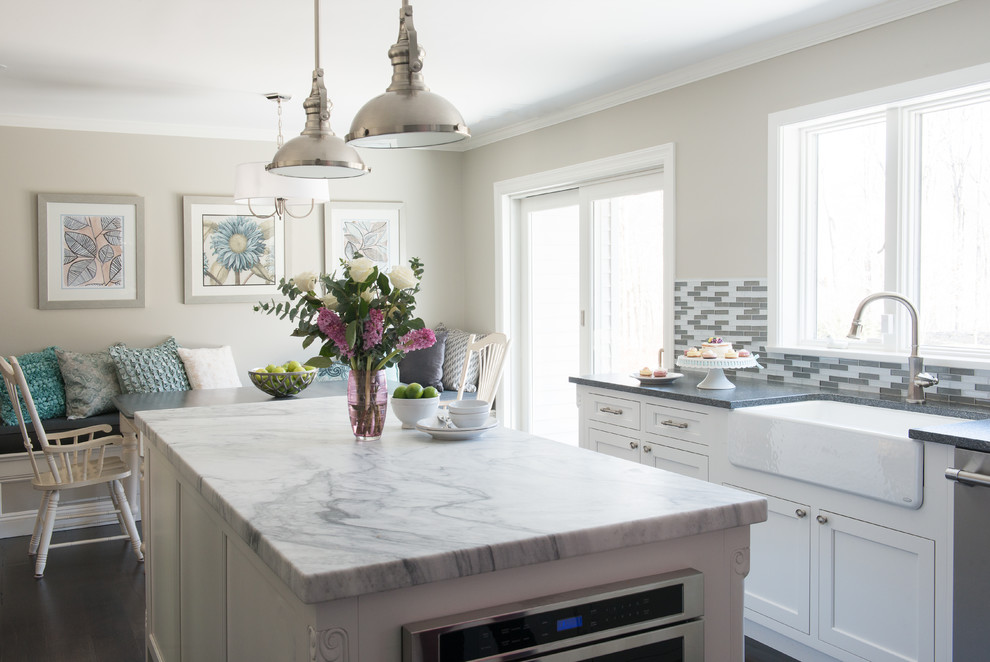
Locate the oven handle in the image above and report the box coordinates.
[945,467,990,488]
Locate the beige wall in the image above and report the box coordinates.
[0,127,465,373]
[458,0,990,332]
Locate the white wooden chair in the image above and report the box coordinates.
[0,355,143,578]
[455,333,511,405]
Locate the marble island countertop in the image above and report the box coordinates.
[136,396,767,605]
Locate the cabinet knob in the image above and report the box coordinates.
[600,406,623,416]
[643,445,652,453]
[661,419,689,429]
[816,515,828,525]
[629,441,639,450]
[795,509,807,518]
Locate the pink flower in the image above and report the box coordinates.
[317,308,354,358]
[363,309,384,350]
[399,328,436,353]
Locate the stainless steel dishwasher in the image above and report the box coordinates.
[402,569,704,661]
[944,447,990,660]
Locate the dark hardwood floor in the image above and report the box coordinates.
[1,524,799,662]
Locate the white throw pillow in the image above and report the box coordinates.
[177,346,242,390]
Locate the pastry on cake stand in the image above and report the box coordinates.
[675,353,760,389]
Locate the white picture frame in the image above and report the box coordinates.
[37,193,145,310]
[182,196,289,304]
[324,201,404,275]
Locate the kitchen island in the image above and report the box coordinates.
[137,395,767,661]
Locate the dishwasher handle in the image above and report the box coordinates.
[945,467,990,488]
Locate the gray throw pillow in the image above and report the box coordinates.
[398,330,447,390]
[109,337,191,394]
[56,347,122,419]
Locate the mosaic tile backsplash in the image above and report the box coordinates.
[673,279,990,406]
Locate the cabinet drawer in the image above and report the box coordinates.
[644,402,712,446]
[644,443,709,481]
[586,391,641,432]
[588,427,641,464]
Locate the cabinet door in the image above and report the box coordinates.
[643,443,709,481]
[818,510,935,662]
[726,485,811,634]
[588,427,641,463]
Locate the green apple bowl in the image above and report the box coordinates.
[248,368,318,398]
[390,395,441,429]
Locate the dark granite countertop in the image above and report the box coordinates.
[570,373,990,449]
[909,420,990,453]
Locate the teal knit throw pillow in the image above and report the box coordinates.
[109,337,191,394]
[1,347,66,425]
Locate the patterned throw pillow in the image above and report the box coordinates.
[1,347,66,425]
[109,337,191,394]
[56,348,122,419]
[177,346,242,390]
[437,324,490,393]
[316,361,351,382]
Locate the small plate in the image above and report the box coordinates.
[415,418,498,441]
[630,372,684,385]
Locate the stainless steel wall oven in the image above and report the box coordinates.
[402,569,704,662]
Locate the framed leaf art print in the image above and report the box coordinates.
[37,193,145,309]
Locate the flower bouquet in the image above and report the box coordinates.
[255,255,435,440]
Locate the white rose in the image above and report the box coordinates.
[388,265,418,290]
[361,290,374,303]
[291,271,318,292]
[320,293,338,310]
[348,257,376,283]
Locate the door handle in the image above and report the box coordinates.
[946,468,990,488]
[643,445,652,454]
[661,420,689,429]
[816,515,828,525]
[629,441,639,450]
[795,509,807,518]
[599,406,623,416]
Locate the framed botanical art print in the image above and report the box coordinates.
[182,196,288,304]
[324,201,403,275]
[38,193,145,310]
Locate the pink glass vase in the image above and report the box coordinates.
[347,369,387,441]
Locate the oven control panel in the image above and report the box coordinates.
[402,568,704,662]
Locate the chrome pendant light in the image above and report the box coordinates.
[346,0,469,148]
[267,0,370,179]
[235,94,331,218]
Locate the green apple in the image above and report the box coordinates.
[422,386,439,399]
[265,364,278,373]
[284,360,304,372]
[269,365,286,373]
[392,385,408,399]
[302,364,316,371]
[405,383,423,399]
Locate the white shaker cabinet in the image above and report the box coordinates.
[726,483,938,662]
[578,386,725,482]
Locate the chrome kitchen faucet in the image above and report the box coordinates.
[847,292,939,404]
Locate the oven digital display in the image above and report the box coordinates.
[556,615,583,632]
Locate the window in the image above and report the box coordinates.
[771,67,990,361]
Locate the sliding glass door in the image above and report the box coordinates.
[518,173,664,445]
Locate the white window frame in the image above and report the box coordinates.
[768,62,990,367]
[494,145,676,430]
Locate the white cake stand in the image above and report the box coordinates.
[675,355,760,389]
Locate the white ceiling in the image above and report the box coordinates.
[0,0,952,149]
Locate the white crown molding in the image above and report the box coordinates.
[459,0,960,151]
[0,113,273,142]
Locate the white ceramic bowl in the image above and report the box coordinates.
[390,395,440,429]
[448,399,491,414]
[449,408,491,429]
